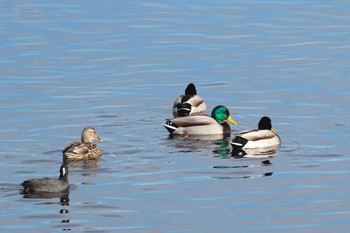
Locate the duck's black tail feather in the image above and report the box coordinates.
[162,120,178,133]
[230,136,248,148]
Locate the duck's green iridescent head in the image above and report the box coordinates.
[211,105,238,125]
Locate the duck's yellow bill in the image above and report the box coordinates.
[227,116,238,126]
[271,128,277,134]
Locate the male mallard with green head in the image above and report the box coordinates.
[172,83,207,117]
[63,127,103,161]
[164,105,237,137]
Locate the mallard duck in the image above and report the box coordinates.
[21,164,69,193]
[63,127,103,161]
[230,116,281,149]
[172,83,207,117]
[163,105,238,136]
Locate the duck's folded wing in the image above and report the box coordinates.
[186,95,204,107]
[72,146,89,155]
[21,178,39,188]
[170,115,216,127]
[22,177,53,188]
[63,142,88,155]
[62,142,79,153]
[234,129,256,137]
[237,130,275,141]
[28,178,67,192]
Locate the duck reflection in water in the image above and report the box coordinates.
[212,160,273,179]
[168,133,232,155]
[21,187,70,199]
[63,157,100,170]
[212,139,231,157]
[231,145,279,159]
[22,187,71,229]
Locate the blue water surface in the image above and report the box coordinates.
[0,1,349,232]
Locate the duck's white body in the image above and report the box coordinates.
[231,129,281,149]
[164,115,231,136]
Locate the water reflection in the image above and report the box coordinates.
[213,139,231,157]
[213,160,272,169]
[212,172,273,180]
[21,188,71,230]
[231,145,280,159]
[212,160,273,179]
[59,196,70,229]
[63,158,100,170]
[21,188,70,200]
[168,134,232,155]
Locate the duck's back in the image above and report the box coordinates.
[237,129,276,141]
[63,141,101,160]
[21,178,68,192]
[63,141,82,153]
[233,129,280,149]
